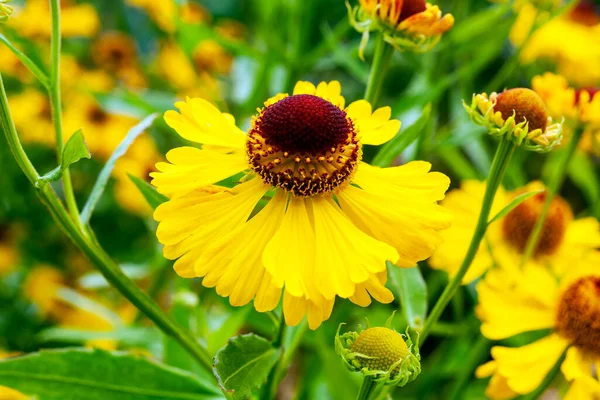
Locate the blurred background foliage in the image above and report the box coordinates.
[0,0,599,399]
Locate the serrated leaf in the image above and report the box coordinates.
[62,129,91,170]
[213,334,280,400]
[388,263,427,330]
[80,113,157,224]
[488,189,544,225]
[129,174,168,210]
[372,104,431,167]
[0,348,222,400]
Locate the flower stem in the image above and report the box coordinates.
[0,73,214,375]
[420,138,516,344]
[356,376,377,400]
[364,33,394,106]
[520,125,584,266]
[49,0,81,226]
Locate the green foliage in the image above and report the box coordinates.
[0,348,222,400]
[488,189,545,225]
[213,333,281,400]
[39,130,90,183]
[128,174,168,210]
[388,264,427,330]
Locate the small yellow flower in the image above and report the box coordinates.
[532,72,600,155]
[126,0,177,32]
[192,40,234,76]
[23,265,65,316]
[511,1,600,87]
[429,181,600,283]
[464,88,563,152]
[152,81,452,329]
[91,32,146,89]
[336,322,421,386]
[348,0,454,56]
[9,0,99,38]
[8,89,55,146]
[475,252,600,399]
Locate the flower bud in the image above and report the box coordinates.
[0,0,13,23]
[335,320,421,387]
[464,88,563,152]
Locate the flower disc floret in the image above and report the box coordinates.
[502,191,572,257]
[556,276,600,357]
[247,94,360,197]
[335,323,421,387]
[464,89,563,152]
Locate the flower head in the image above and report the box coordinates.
[464,88,563,152]
[475,252,600,399]
[429,180,600,283]
[152,81,452,329]
[335,321,421,386]
[348,0,454,57]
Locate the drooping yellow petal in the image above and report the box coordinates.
[198,193,287,307]
[475,361,520,400]
[151,147,248,197]
[164,97,246,148]
[492,334,570,395]
[262,197,318,299]
[561,347,594,382]
[255,273,282,313]
[338,181,451,268]
[345,101,401,145]
[312,197,398,300]
[282,290,335,329]
[293,81,346,110]
[564,378,600,400]
[154,178,268,277]
[349,272,394,307]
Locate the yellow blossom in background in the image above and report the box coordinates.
[0,46,34,83]
[61,56,115,98]
[430,180,600,283]
[23,265,65,317]
[8,88,55,146]
[91,32,146,89]
[0,224,19,276]
[533,72,600,155]
[126,0,176,32]
[151,80,452,328]
[475,252,600,399]
[510,1,600,87]
[215,19,246,41]
[9,0,99,39]
[193,40,233,76]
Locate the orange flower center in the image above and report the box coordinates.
[247,94,360,197]
[493,88,548,132]
[501,192,572,257]
[556,276,600,356]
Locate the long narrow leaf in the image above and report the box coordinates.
[388,263,427,330]
[488,189,544,225]
[0,34,50,88]
[80,113,157,224]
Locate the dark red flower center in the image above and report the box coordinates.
[399,0,427,22]
[254,94,352,155]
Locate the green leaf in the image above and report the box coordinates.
[62,129,91,170]
[488,189,544,225]
[213,334,281,400]
[388,263,427,330]
[0,348,222,400]
[80,113,157,224]
[36,327,159,347]
[372,104,431,167]
[568,151,600,208]
[0,33,50,88]
[129,174,169,210]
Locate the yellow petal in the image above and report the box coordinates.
[312,197,398,300]
[561,347,594,382]
[492,334,570,394]
[293,81,345,109]
[164,97,246,148]
[564,378,600,400]
[475,361,519,400]
[151,148,248,198]
[349,272,394,307]
[199,192,287,307]
[283,291,307,326]
[255,273,282,313]
[263,197,318,299]
[345,101,401,145]
[338,184,450,268]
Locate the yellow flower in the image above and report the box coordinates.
[429,180,600,283]
[532,72,600,155]
[475,252,600,399]
[23,265,65,316]
[511,1,600,87]
[349,0,454,55]
[192,40,233,76]
[126,0,177,32]
[0,45,34,82]
[8,88,55,146]
[151,81,452,329]
[9,0,99,39]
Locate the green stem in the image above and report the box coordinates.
[49,0,80,226]
[356,376,377,400]
[519,348,567,400]
[420,139,516,344]
[364,33,394,106]
[261,313,294,400]
[448,336,491,400]
[520,126,584,266]
[0,73,214,375]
